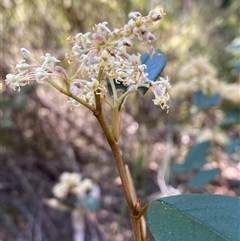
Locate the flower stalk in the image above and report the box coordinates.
[94,107,142,240]
[5,9,170,241]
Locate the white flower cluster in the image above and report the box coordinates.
[66,9,169,108]
[6,48,62,91]
[171,58,240,104]
[52,172,94,199]
[5,10,171,109]
[150,76,171,108]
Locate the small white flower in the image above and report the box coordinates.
[125,18,136,29]
[5,73,28,90]
[100,49,109,59]
[87,78,99,91]
[5,73,20,89]
[73,179,94,198]
[41,53,60,70]
[35,67,48,83]
[84,91,95,106]
[68,98,81,107]
[95,21,111,35]
[81,179,94,191]
[150,76,171,109]
[52,182,69,199]
[148,10,165,21]
[6,73,17,82]
[16,60,30,72]
[60,172,82,187]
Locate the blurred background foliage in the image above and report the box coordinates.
[1,0,239,240]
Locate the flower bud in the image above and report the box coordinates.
[92,33,106,44]
[100,49,109,59]
[128,12,141,19]
[35,67,47,83]
[70,83,79,96]
[54,66,66,77]
[122,38,133,47]
[16,60,30,72]
[142,31,156,42]
[149,10,164,21]
[20,48,32,60]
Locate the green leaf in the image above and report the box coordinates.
[172,141,211,173]
[225,138,240,153]
[146,194,240,241]
[187,168,220,187]
[219,108,240,126]
[193,90,205,110]
[140,52,150,64]
[218,117,239,126]
[205,93,221,107]
[139,49,167,94]
[141,49,167,80]
[223,108,240,121]
[193,90,221,111]
[229,179,240,187]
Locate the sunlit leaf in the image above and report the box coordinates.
[224,108,240,120]
[193,90,221,111]
[146,194,240,241]
[218,117,239,126]
[187,168,220,187]
[140,52,150,64]
[172,141,211,173]
[139,49,167,94]
[193,90,205,110]
[225,138,240,153]
[205,93,221,107]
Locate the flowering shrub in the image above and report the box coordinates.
[5,10,170,241]
[52,172,94,199]
[44,172,101,241]
[45,172,100,211]
[5,9,240,241]
[170,57,240,103]
[6,10,170,112]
